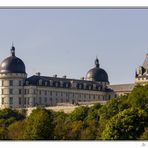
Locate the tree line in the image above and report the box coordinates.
[0,84,148,140]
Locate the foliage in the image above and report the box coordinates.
[23,108,54,140]
[53,111,67,140]
[68,106,89,121]
[85,103,101,121]
[98,96,129,126]
[0,108,25,127]
[128,85,148,112]
[101,108,147,140]
[0,83,148,141]
[8,120,25,140]
[140,128,148,140]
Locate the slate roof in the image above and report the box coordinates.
[24,75,107,92]
[108,83,135,92]
[143,54,148,69]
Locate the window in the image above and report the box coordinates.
[39,97,41,104]
[33,98,35,106]
[50,98,52,101]
[24,98,26,104]
[19,98,21,105]
[10,97,13,104]
[55,92,58,96]
[9,89,13,94]
[89,94,91,99]
[108,95,111,100]
[50,91,52,96]
[27,98,30,105]
[61,92,63,97]
[44,97,47,103]
[2,98,4,105]
[19,89,22,94]
[39,90,41,95]
[45,90,47,95]
[19,80,22,86]
[9,80,13,86]
[2,80,4,86]
[1,89,4,95]
[93,94,95,99]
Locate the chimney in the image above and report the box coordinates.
[63,75,66,79]
[53,74,57,78]
[36,72,41,76]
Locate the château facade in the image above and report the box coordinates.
[0,45,147,109]
[0,46,114,109]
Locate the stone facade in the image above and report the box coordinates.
[135,53,148,85]
[0,46,113,109]
[1,46,147,109]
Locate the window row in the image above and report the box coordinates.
[1,89,22,95]
[1,80,22,86]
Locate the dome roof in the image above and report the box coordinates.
[0,46,26,74]
[86,58,109,82]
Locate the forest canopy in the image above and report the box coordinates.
[0,84,148,140]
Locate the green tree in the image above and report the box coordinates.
[85,103,101,121]
[68,106,89,121]
[80,120,98,140]
[98,96,129,126]
[140,128,148,140]
[64,120,84,140]
[101,108,147,140]
[8,120,25,140]
[0,108,24,126]
[23,108,54,140]
[53,111,67,140]
[0,127,8,140]
[128,85,148,112]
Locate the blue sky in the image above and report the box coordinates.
[0,9,148,84]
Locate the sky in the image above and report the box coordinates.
[0,9,148,84]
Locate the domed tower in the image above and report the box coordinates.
[0,46,27,108]
[86,58,109,86]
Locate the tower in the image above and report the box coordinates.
[0,46,27,108]
[135,53,148,85]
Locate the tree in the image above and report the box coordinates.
[128,85,148,112]
[68,106,89,121]
[98,96,129,126]
[85,103,101,121]
[140,128,148,140]
[101,108,147,140]
[23,108,54,140]
[64,120,84,140]
[80,120,99,140]
[53,111,67,140]
[0,108,25,127]
[8,120,25,140]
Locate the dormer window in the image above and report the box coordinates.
[66,83,69,88]
[79,84,82,89]
[50,80,53,86]
[26,81,29,85]
[60,81,63,87]
[39,79,42,85]
[45,82,48,86]
[55,82,59,87]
